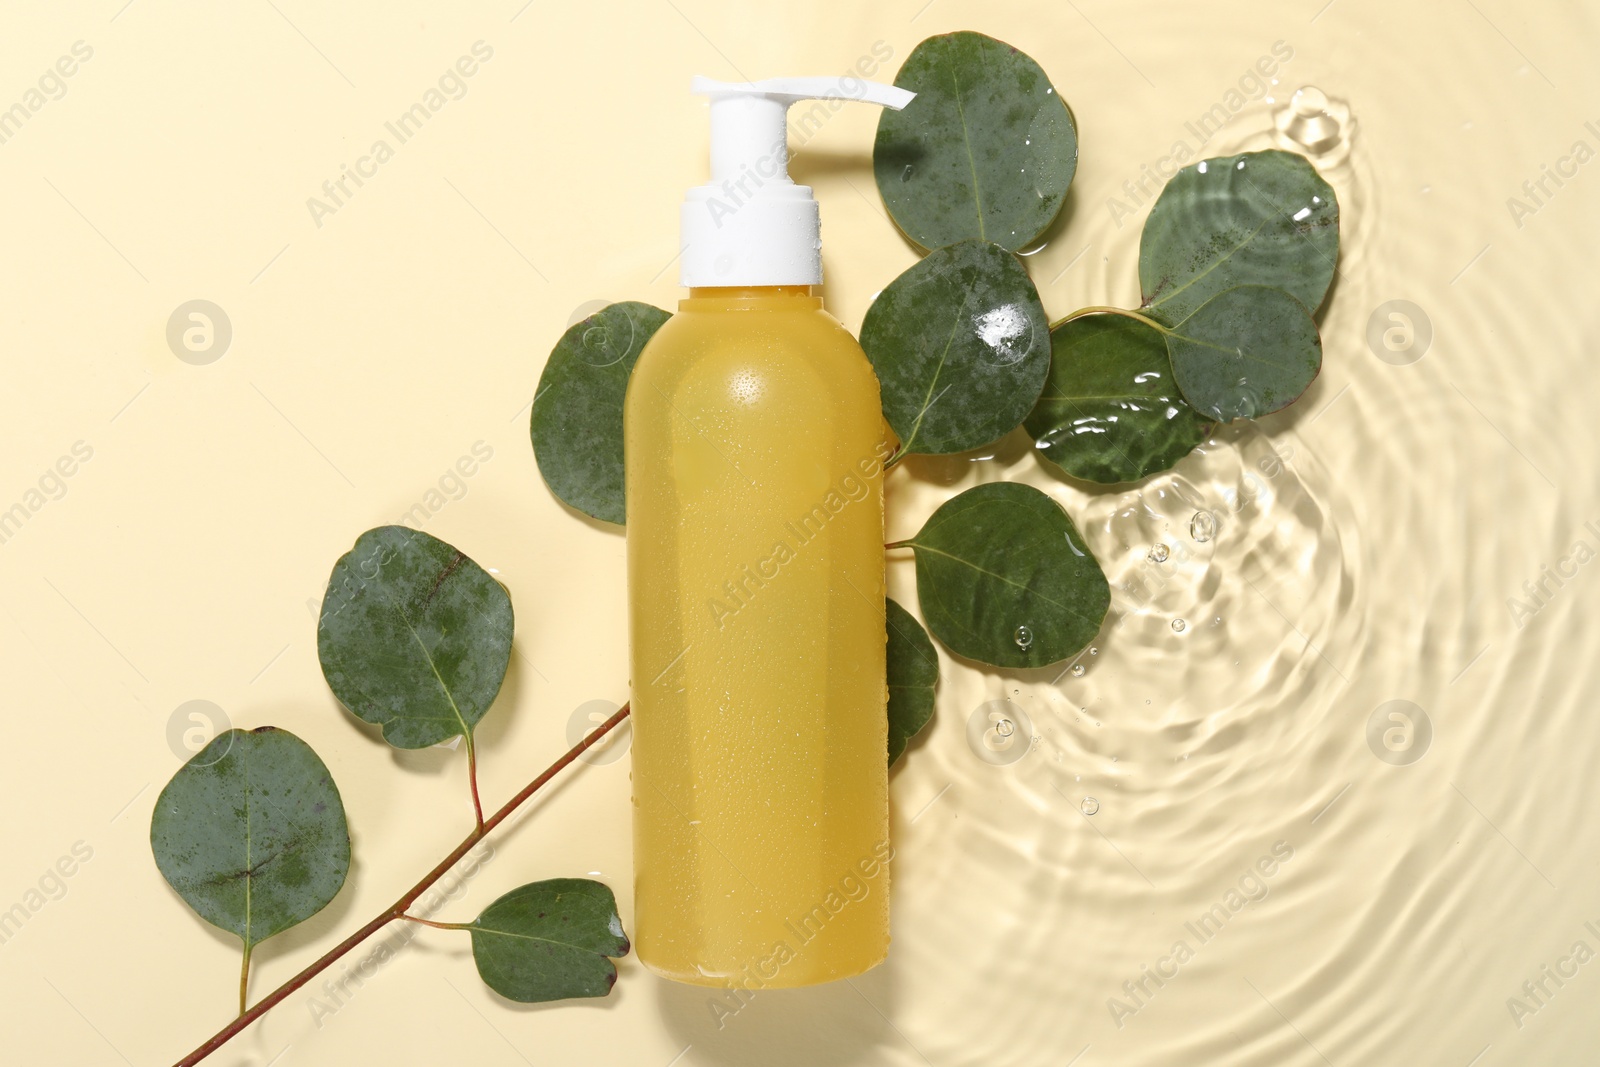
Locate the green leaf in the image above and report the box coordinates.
[874,31,1078,252]
[468,879,630,1002]
[1139,150,1339,325]
[1025,313,1211,484]
[886,598,938,766]
[903,482,1108,668]
[861,239,1050,457]
[150,727,350,950]
[531,301,671,525]
[318,525,513,749]
[1163,286,1322,421]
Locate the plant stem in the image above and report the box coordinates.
[171,702,632,1067]
[465,733,484,832]
[1052,305,1167,331]
[238,944,251,1018]
[400,915,473,931]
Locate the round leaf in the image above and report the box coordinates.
[318,525,513,749]
[468,879,630,1002]
[886,597,938,766]
[1025,313,1211,484]
[861,239,1049,456]
[874,32,1078,251]
[1139,150,1339,325]
[1163,286,1322,421]
[905,482,1109,668]
[531,301,671,525]
[151,727,350,949]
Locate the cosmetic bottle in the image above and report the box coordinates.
[625,75,913,987]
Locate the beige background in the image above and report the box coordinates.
[4,1,1600,1065]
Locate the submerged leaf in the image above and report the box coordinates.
[318,526,513,749]
[1026,313,1211,484]
[1163,286,1322,421]
[904,482,1108,668]
[861,239,1049,457]
[874,31,1078,252]
[1140,150,1339,325]
[886,598,938,766]
[532,301,671,525]
[468,879,630,1002]
[151,727,350,949]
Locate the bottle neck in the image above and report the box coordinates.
[680,285,821,312]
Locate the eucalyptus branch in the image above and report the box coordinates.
[171,703,631,1067]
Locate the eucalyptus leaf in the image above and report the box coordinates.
[532,301,671,525]
[874,31,1078,252]
[1025,313,1211,484]
[1162,286,1322,421]
[903,482,1108,668]
[886,597,938,766]
[1140,150,1339,325]
[318,525,513,749]
[151,727,350,950]
[861,239,1049,457]
[468,879,630,1002]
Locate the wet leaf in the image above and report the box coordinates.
[1025,313,1211,484]
[1163,286,1322,421]
[874,31,1078,252]
[532,301,671,525]
[150,727,350,950]
[860,239,1049,457]
[886,598,938,766]
[903,482,1108,668]
[468,879,630,1002]
[318,526,513,749]
[1140,150,1339,325]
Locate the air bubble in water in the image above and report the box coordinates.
[1190,511,1216,542]
[995,718,1014,738]
[1071,664,1086,678]
[1014,625,1034,650]
[1080,797,1100,815]
[1148,543,1170,563]
[1172,618,1187,633]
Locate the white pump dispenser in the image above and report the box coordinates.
[679,76,915,288]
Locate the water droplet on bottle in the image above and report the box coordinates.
[1071,664,1086,678]
[900,164,915,182]
[1148,543,1169,563]
[1080,796,1099,815]
[1014,624,1034,649]
[1171,618,1186,633]
[1190,511,1216,542]
[995,718,1014,738]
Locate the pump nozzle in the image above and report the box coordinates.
[679,75,915,288]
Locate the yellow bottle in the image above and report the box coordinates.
[625,76,915,988]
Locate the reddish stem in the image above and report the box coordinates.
[400,914,471,931]
[466,733,485,832]
[170,703,631,1067]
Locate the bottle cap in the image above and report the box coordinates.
[680,75,914,288]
